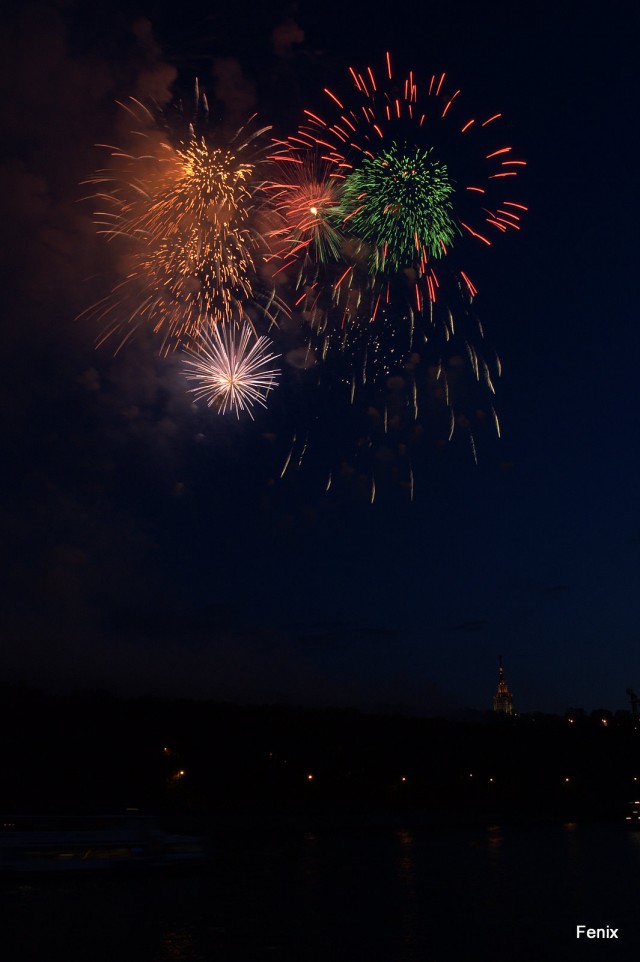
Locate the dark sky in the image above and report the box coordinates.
[1,0,638,714]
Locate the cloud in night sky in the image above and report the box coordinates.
[271,18,305,58]
[211,56,257,124]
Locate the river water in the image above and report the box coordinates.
[2,821,639,961]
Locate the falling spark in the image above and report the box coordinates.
[280,434,296,478]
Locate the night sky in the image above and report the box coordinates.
[1,0,638,715]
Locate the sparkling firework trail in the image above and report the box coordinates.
[265,156,343,265]
[183,322,280,419]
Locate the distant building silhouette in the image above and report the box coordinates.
[493,656,513,714]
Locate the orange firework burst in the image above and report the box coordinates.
[84,98,279,354]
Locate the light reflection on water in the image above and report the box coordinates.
[393,830,418,957]
[1,823,639,961]
[486,823,504,852]
[158,924,203,962]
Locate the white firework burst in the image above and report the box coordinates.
[184,322,280,418]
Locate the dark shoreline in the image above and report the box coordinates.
[3,687,638,826]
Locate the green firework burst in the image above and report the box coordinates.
[338,143,457,273]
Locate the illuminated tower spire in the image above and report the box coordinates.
[493,655,513,715]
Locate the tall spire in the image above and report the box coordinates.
[493,655,513,714]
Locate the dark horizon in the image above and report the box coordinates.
[1,670,635,721]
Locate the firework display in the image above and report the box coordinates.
[271,54,526,299]
[183,322,280,418]
[86,99,275,354]
[337,143,456,272]
[86,56,524,495]
[265,156,343,266]
[261,54,525,484]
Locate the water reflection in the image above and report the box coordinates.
[486,824,504,853]
[4,825,640,961]
[394,829,419,958]
[158,924,203,961]
[627,830,640,859]
[303,829,320,893]
[562,821,579,857]
[395,828,416,881]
